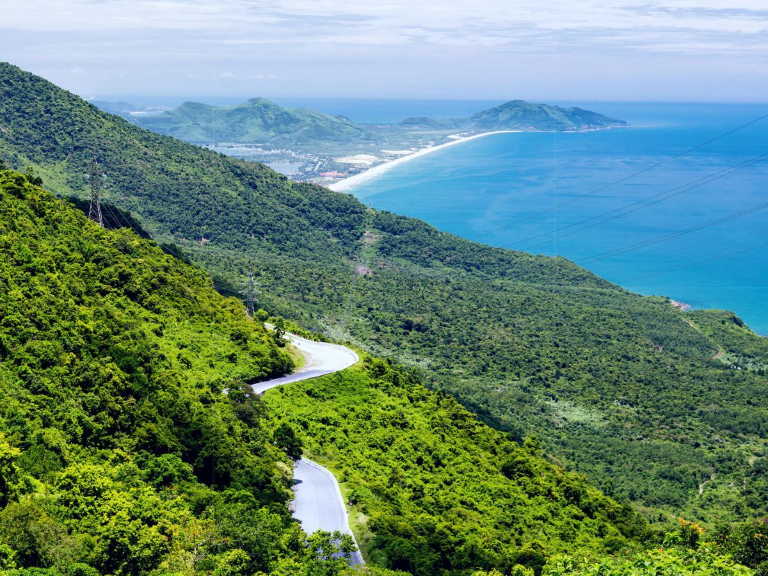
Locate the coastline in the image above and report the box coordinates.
[328,130,520,192]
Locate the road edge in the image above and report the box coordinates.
[299,457,366,566]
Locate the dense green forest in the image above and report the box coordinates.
[0,170,370,574]
[1,62,767,530]
[6,169,759,575]
[264,357,650,574]
[264,356,767,575]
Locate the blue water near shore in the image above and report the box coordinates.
[343,102,768,334]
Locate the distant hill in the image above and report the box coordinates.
[466,99,627,131]
[399,99,627,131]
[133,97,377,145]
[96,98,626,152]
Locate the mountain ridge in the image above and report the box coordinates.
[135,96,377,145]
[97,95,627,146]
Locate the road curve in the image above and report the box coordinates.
[251,333,359,394]
[252,333,363,565]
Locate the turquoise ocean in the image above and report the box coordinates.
[290,100,767,335]
[136,95,767,334]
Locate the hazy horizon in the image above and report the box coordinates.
[3,1,766,103]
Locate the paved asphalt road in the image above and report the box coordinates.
[294,458,365,566]
[252,333,363,565]
[251,333,358,394]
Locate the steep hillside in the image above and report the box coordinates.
[0,170,366,574]
[265,357,650,575]
[1,169,755,576]
[135,97,377,145]
[1,62,767,526]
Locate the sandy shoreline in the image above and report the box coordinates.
[328,130,520,192]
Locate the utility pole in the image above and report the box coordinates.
[88,156,104,227]
[243,272,260,317]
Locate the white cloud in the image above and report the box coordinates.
[1,0,765,100]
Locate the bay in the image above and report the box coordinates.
[343,102,768,334]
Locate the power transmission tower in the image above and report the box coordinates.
[243,272,260,317]
[88,156,104,227]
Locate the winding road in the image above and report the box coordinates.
[252,333,364,566]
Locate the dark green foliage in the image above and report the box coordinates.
[712,520,768,572]
[273,422,303,460]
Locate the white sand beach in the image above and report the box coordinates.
[328,130,519,192]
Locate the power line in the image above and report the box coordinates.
[692,60,768,103]
[578,200,768,265]
[622,241,768,283]
[465,109,768,243]
[87,156,104,227]
[511,151,768,252]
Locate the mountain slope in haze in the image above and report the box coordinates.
[398,100,627,131]
[465,99,627,131]
[1,62,767,528]
[90,100,140,120]
[103,96,625,151]
[134,97,377,145]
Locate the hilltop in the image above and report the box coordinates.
[133,97,376,145]
[465,99,627,131]
[399,99,626,131]
[1,62,767,531]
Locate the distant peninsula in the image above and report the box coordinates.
[95,97,627,185]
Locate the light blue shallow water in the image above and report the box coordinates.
[344,102,768,334]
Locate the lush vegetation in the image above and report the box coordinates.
[2,62,767,529]
[0,170,370,574]
[265,355,650,575]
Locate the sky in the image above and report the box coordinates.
[1,0,767,102]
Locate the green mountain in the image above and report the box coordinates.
[399,100,626,131]
[0,169,667,575]
[102,97,625,152]
[0,169,326,574]
[1,62,767,533]
[133,97,376,145]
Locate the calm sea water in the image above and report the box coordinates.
[338,102,768,335]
